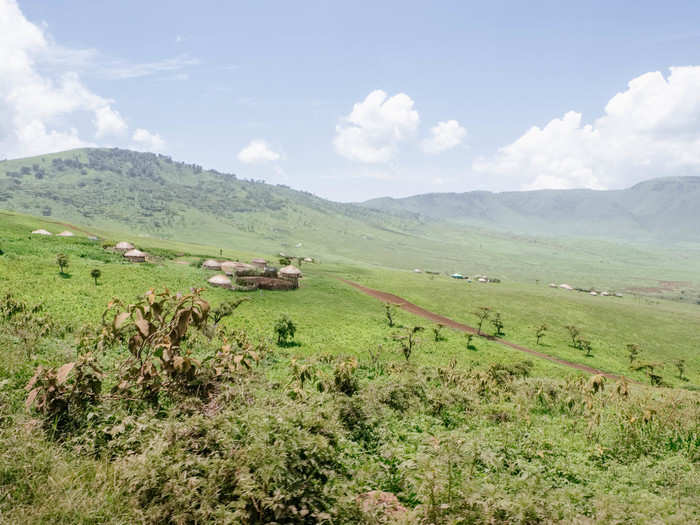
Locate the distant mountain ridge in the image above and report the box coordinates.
[361,176,700,242]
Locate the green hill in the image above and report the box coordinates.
[362,176,700,242]
[2,148,700,293]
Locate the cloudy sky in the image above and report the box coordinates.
[3,0,700,201]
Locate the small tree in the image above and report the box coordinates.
[465,333,475,350]
[491,312,505,336]
[90,268,101,285]
[635,362,664,386]
[474,307,491,335]
[578,338,593,357]
[393,325,424,361]
[279,256,292,266]
[626,343,641,365]
[432,323,445,342]
[536,324,547,345]
[56,253,69,274]
[384,302,400,327]
[565,325,580,346]
[674,359,686,381]
[274,315,296,345]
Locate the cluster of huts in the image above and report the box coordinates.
[549,283,623,298]
[202,257,303,291]
[449,273,501,283]
[113,241,148,262]
[32,228,76,237]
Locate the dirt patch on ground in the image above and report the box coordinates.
[339,278,634,381]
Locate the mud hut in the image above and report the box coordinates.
[115,241,135,252]
[279,264,302,288]
[202,259,222,271]
[124,249,147,263]
[31,229,52,235]
[57,230,75,237]
[207,274,232,289]
[221,261,257,276]
[251,258,268,269]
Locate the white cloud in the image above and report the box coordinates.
[100,54,199,80]
[474,66,700,190]
[131,128,166,152]
[94,105,127,137]
[422,120,466,154]
[0,0,164,158]
[237,139,280,163]
[334,90,419,163]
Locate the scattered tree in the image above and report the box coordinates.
[90,268,101,285]
[385,302,401,327]
[674,359,687,381]
[578,338,593,357]
[635,362,664,386]
[626,343,641,366]
[274,315,297,346]
[536,324,547,345]
[432,323,445,342]
[465,333,475,350]
[474,307,491,335]
[393,325,424,361]
[565,325,580,346]
[491,312,505,337]
[279,256,292,266]
[56,253,69,274]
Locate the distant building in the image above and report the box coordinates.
[124,249,147,263]
[31,229,52,235]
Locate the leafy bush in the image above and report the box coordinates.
[275,315,297,346]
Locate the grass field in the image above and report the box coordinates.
[1,210,699,523]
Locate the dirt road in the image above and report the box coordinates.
[339,278,631,381]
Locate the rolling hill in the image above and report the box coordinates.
[2,148,700,290]
[362,177,700,242]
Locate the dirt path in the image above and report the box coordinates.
[339,278,631,381]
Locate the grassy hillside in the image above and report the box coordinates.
[3,149,700,301]
[1,212,699,523]
[362,176,700,242]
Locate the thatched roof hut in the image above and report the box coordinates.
[221,261,257,276]
[115,241,135,252]
[279,265,302,288]
[31,229,52,235]
[251,258,267,269]
[207,274,232,289]
[202,259,222,270]
[124,249,147,262]
[57,230,75,237]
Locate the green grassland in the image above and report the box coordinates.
[1,211,699,523]
[2,148,700,304]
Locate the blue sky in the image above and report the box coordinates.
[4,1,700,200]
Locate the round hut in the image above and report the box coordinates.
[202,259,222,271]
[251,258,267,270]
[31,229,52,235]
[124,249,147,263]
[279,264,303,288]
[57,230,75,237]
[115,241,135,252]
[207,274,232,289]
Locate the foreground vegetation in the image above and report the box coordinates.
[1,212,699,523]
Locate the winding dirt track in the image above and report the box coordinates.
[339,278,630,381]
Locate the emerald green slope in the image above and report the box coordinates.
[0,148,427,263]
